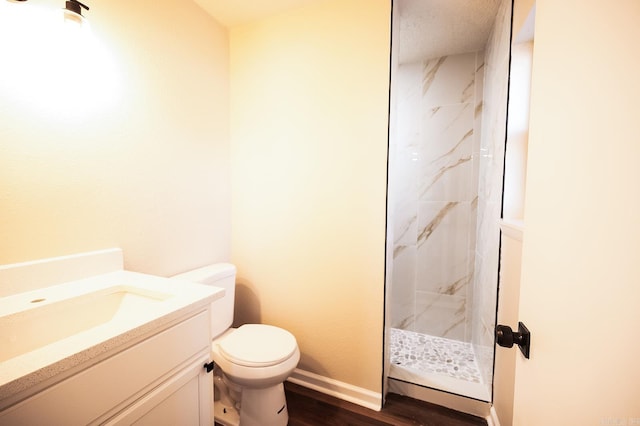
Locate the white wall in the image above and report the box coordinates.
[0,0,231,276]
[514,0,640,423]
[229,0,391,393]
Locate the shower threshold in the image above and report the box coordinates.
[389,328,491,401]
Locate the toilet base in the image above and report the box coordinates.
[214,372,240,426]
[239,383,289,426]
[214,378,289,426]
[214,399,240,426]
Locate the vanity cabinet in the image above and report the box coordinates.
[0,309,213,426]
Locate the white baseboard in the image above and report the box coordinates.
[487,406,501,426]
[287,368,382,412]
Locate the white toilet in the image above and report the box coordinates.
[173,263,300,426]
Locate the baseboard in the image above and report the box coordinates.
[287,368,382,412]
[487,406,501,426]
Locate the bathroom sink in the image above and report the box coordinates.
[0,268,224,405]
[0,286,170,363]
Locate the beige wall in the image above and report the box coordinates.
[2,0,392,396]
[229,0,391,392]
[514,0,640,423]
[0,0,231,276]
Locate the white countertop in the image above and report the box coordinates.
[0,270,223,405]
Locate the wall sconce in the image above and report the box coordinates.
[1,0,119,121]
[63,0,89,24]
[6,0,91,25]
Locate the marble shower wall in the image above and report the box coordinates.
[472,0,513,387]
[389,51,485,342]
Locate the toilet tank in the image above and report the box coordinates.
[172,263,236,339]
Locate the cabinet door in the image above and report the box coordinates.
[104,353,212,426]
[0,311,211,426]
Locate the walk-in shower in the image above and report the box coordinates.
[385,0,513,402]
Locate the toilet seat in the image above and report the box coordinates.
[218,324,298,368]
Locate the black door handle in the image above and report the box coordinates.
[496,322,530,359]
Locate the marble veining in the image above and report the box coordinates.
[414,292,466,340]
[389,51,483,343]
[388,0,512,402]
[441,274,471,296]
[423,53,476,106]
[420,156,472,198]
[422,57,447,96]
[393,244,407,259]
[394,212,417,246]
[432,129,473,163]
[417,201,458,245]
[470,0,512,389]
[474,101,484,118]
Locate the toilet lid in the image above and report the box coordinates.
[218,324,298,367]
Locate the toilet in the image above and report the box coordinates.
[172,264,300,426]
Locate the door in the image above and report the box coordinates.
[495,0,640,424]
[385,0,513,404]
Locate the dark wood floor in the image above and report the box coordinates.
[285,382,486,426]
[216,381,487,426]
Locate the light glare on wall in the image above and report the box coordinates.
[0,0,120,121]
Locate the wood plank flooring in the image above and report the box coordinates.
[216,381,487,426]
[285,382,486,426]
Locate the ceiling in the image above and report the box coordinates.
[192,0,325,27]
[397,0,501,64]
[193,0,501,64]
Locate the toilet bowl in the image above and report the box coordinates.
[172,264,299,426]
[212,325,300,426]
[213,325,300,388]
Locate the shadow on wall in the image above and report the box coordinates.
[233,279,261,327]
[294,354,332,381]
[232,278,332,380]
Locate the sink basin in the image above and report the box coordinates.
[0,250,224,408]
[0,286,171,363]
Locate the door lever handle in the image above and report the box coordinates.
[496,322,530,359]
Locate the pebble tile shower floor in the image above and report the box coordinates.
[390,328,483,383]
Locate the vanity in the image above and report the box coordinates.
[0,249,223,425]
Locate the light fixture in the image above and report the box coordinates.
[5,0,91,24]
[63,0,89,24]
